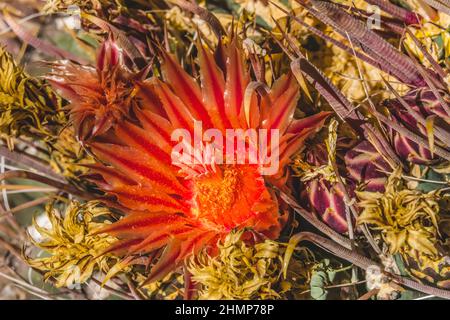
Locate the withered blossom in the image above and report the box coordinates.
[26,201,118,288]
[188,230,282,300]
[357,168,442,257]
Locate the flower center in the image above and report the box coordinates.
[193,166,240,217]
[190,165,263,230]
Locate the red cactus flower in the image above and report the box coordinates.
[48,38,142,140]
[50,38,330,283]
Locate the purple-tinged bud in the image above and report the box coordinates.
[345,141,390,192]
[385,89,449,164]
[307,179,350,234]
[97,37,122,73]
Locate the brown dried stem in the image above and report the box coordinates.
[0,170,94,200]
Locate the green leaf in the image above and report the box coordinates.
[416,166,448,193]
[310,259,337,300]
[311,287,328,300]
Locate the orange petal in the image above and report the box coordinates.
[135,81,167,117]
[265,85,300,134]
[260,72,294,120]
[115,120,175,169]
[197,42,230,131]
[153,81,195,132]
[136,109,174,149]
[112,185,188,213]
[91,143,188,196]
[98,212,186,238]
[129,226,193,254]
[287,111,332,135]
[224,39,250,128]
[280,111,331,163]
[99,238,144,256]
[269,72,296,103]
[176,231,216,264]
[143,239,182,285]
[83,163,137,189]
[161,52,213,128]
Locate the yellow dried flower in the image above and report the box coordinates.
[49,126,94,179]
[42,0,103,13]
[0,48,91,179]
[234,0,290,28]
[165,6,192,32]
[357,168,441,257]
[403,1,450,67]
[134,272,184,300]
[406,254,450,288]
[26,201,118,288]
[0,47,65,146]
[404,25,450,67]
[188,230,282,300]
